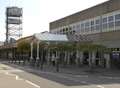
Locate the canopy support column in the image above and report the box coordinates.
[36,41,40,60]
[30,42,33,60]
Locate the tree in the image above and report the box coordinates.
[17,40,30,65]
[17,40,30,53]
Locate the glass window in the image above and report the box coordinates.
[85,22,90,32]
[76,24,80,29]
[96,19,100,24]
[91,21,94,25]
[76,24,81,32]
[96,25,101,30]
[85,27,89,32]
[108,16,114,22]
[81,23,84,29]
[115,21,120,27]
[91,26,95,31]
[108,22,114,28]
[115,14,120,20]
[73,25,76,29]
[102,23,107,29]
[81,23,84,32]
[102,17,107,23]
[85,22,89,27]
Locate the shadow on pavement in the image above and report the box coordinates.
[4,62,120,86]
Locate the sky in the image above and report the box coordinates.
[0,0,108,41]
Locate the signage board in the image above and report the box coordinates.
[7,18,22,24]
[112,52,120,59]
[7,7,22,17]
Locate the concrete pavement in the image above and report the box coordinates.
[0,64,40,88]
[1,62,120,88]
[0,73,39,88]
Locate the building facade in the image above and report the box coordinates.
[49,0,120,68]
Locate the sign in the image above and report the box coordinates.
[112,52,120,59]
[6,7,22,17]
[7,18,22,24]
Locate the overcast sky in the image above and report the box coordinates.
[0,0,108,41]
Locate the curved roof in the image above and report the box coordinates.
[34,33,68,42]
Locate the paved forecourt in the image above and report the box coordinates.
[0,63,40,88]
[1,63,120,88]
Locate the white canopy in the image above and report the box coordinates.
[34,32,68,42]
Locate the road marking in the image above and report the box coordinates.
[97,85,104,88]
[5,72,15,76]
[100,76,120,80]
[5,72,23,80]
[5,71,40,87]
[25,80,40,88]
[1,69,24,73]
[15,75,23,80]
